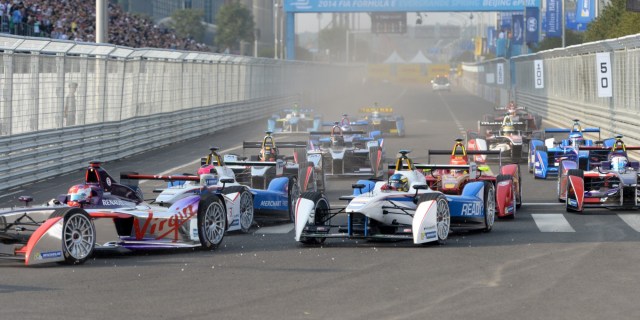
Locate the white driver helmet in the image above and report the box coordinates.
[611,156,628,173]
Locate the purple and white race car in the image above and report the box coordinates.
[0,161,251,266]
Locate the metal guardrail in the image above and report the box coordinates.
[0,96,295,191]
[0,35,364,192]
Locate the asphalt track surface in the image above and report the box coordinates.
[2,83,640,319]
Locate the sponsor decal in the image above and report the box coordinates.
[101,199,130,206]
[569,199,577,206]
[498,181,510,186]
[105,177,112,187]
[133,203,197,241]
[260,200,283,207]
[425,231,437,239]
[461,203,483,216]
[37,251,63,260]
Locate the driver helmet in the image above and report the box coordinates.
[501,124,515,134]
[261,145,276,161]
[611,156,628,173]
[331,135,345,147]
[67,184,93,205]
[569,132,584,146]
[388,173,409,192]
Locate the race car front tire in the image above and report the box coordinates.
[417,193,450,245]
[197,195,226,250]
[50,208,96,265]
[496,174,515,219]
[223,186,254,233]
[299,191,330,245]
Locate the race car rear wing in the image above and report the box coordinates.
[309,130,366,135]
[578,146,640,150]
[120,173,199,181]
[427,149,503,166]
[479,121,525,126]
[544,128,600,133]
[388,163,481,178]
[242,141,307,149]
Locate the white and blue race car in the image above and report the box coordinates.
[294,151,496,245]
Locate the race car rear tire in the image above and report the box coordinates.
[483,181,496,232]
[417,193,450,245]
[299,192,330,245]
[50,208,96,265]
[223,186,254,233]
[197,195,226,250]
[287,177,300,222]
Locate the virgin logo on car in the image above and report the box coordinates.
[461,203,482,215]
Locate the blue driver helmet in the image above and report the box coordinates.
[611,156,628,173]
[389,173,409,192]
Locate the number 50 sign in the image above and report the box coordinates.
[596,52,613,98]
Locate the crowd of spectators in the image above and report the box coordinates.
[0,0,208,51]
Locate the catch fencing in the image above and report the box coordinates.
[0,35,360,192]
[462,34,640,148]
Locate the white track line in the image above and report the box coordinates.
[0,190,25,198]
[532,214,575,232]
[255,223,294,234]
[618,214,640,232]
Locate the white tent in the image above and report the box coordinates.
[409,50,432,64]
[383,51,405,64]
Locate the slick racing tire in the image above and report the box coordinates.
[483,181,496,232]
[566,169,584,213]
[197,195,226,250]
[417,193,450,245]
[299,192,330,245]
[496,174,515,220]
[223,186,254,233]
[50,208,96,265]
[287,177,301,222]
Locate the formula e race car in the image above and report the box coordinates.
[528,119,601,179]
[308,120,384,178]
[294,150,497,246]
[155,146,302,222]
[0,162,238,266]
[423,139,521,219]
[558,135,640,212]
[469,113,529,162]
[431,75,451,92]
[487,101,541,131]
[267,104,322,133]
[225,131,323,192]
[357,105,405,137]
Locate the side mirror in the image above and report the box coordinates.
[352,183,366,195]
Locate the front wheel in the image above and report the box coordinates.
[417,193,450,245]
[51,208,96,265]
[197,195,226,250]
[299,192,330,245]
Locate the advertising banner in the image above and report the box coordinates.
[575,0,595,23]
[545,0,562,38]
[285,0,543,13]
[512,14,524,45]
[525,7,540,44]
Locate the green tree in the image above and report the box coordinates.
[169,9,205,42]
[584,0,640,41]
[215,2,255,52]
[534,29,584,52]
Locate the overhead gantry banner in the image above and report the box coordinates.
[284,0,541,13]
